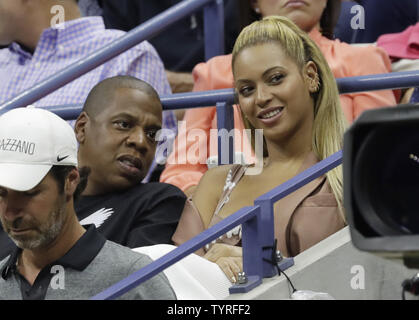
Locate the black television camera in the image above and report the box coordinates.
[344,103,419,299]
[344,104,419,269]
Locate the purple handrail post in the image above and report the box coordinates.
[228,199,278,293]
[253,199,278,277]
[229,204,273,293]
[204,0,225,60]
[231,151,344,293]
[216,101,235,165]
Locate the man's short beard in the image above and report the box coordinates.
[10,196,67,250]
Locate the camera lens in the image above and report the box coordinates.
[353,123,419,235]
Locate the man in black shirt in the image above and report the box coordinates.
[74,76,186,248]
[0,107,175,299]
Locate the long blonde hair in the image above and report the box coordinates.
[232,16,347,221]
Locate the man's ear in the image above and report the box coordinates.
[74,111,89,144]
[65,168,80,200]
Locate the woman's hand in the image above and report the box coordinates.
[204,243,243,283]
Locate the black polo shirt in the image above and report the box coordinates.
[1,225,105,300]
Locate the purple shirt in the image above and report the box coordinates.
[0,16,177,180]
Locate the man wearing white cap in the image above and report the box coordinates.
[0,107,176,300]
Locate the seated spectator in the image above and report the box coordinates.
[172,16,347,283]
[160,0,397,196]
[0,108,176,300]
[74,76,186,248]
[79,0,241,95]
[0,0,177,181]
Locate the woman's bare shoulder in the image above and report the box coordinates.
[194,164,235,200]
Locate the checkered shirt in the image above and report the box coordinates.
[0,16,177,181]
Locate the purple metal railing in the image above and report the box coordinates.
[0,0,418,300]
[0,0,225,113]
[89,69,419,299]
[91,150,343,299]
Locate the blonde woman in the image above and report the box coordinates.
[161,0,396,197]
[172,16,347,283]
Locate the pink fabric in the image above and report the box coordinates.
[161,29,397,192]
[377,22,419,60]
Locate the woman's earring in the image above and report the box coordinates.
[311,73,321,92]
[254,7,261,14]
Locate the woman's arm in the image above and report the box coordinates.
[171,165,232,252]
[192,164,233,228]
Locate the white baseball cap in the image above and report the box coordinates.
[0,107,78,191]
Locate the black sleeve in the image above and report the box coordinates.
[125,184,186,248]
[100,0,142,31]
